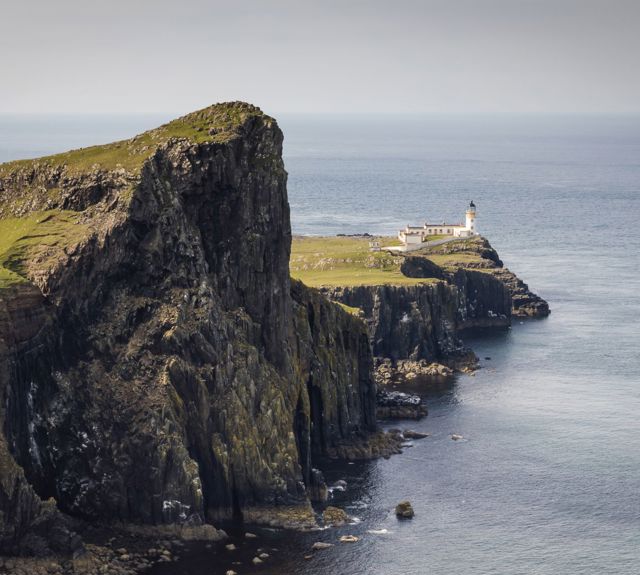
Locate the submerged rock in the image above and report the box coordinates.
[403,430,430,439]
[311,542,334,551]
[330,479,348,492]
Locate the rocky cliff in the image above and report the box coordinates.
[322,236,547,366]
[423,236,550,318]
[0,103,377,555]
[324,282,471,363]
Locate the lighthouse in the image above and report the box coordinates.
[396,202,480,250]
[465,201,477,234]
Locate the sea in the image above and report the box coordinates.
[1,113,639,574]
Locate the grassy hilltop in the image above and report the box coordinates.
[0,103,264,177]
[0,102,268,289]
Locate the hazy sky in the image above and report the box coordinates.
[2,0,639,115]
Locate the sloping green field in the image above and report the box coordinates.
[290,235,438,287]
[0,103,264,177]
[0,211,87,288]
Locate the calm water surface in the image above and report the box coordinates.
[1,114,639,574]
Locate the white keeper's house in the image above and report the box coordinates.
[398,201,478,248]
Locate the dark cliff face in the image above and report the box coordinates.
[322,272,509,366]
[425,236,550,318]
[324,282,469,363]
[452,268,511,329]
[290,281,376,476]
[322,236,546,366]
[0,103,376,553]
[0,287,79,555]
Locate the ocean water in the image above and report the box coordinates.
[1,114,639,574]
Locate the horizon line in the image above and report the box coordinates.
[2,110,640,119]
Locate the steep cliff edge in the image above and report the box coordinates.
[291,234,548,367]
[0,103,377,555]
[419,236,550,318]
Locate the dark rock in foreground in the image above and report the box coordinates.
[0,103,378,556]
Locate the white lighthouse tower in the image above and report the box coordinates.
[465,201,477,235]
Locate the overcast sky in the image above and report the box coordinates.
[2,0,639,115]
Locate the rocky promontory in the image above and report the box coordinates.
[291,234,549,376]
[419,235,550,318]
[0,103,380,560]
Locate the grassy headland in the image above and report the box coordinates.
[0,102,268,290]
[290,235,491,288]
[290,235,436,287]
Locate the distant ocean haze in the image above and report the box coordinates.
[1,113,639,575]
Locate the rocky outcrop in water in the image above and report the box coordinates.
[0,103,377,555]
[376,390,428,420]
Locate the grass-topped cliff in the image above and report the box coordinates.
[0,102,272,291]
[291,234,549,324]
[0,102,265,178]
[0,103,386,560]
[292,234,547,367]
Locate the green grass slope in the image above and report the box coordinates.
[290,235,438,287]
[0,211,88,288]
[0,102,266,178]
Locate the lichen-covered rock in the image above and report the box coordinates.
[375,358,453,386]
[0,102,377,553]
